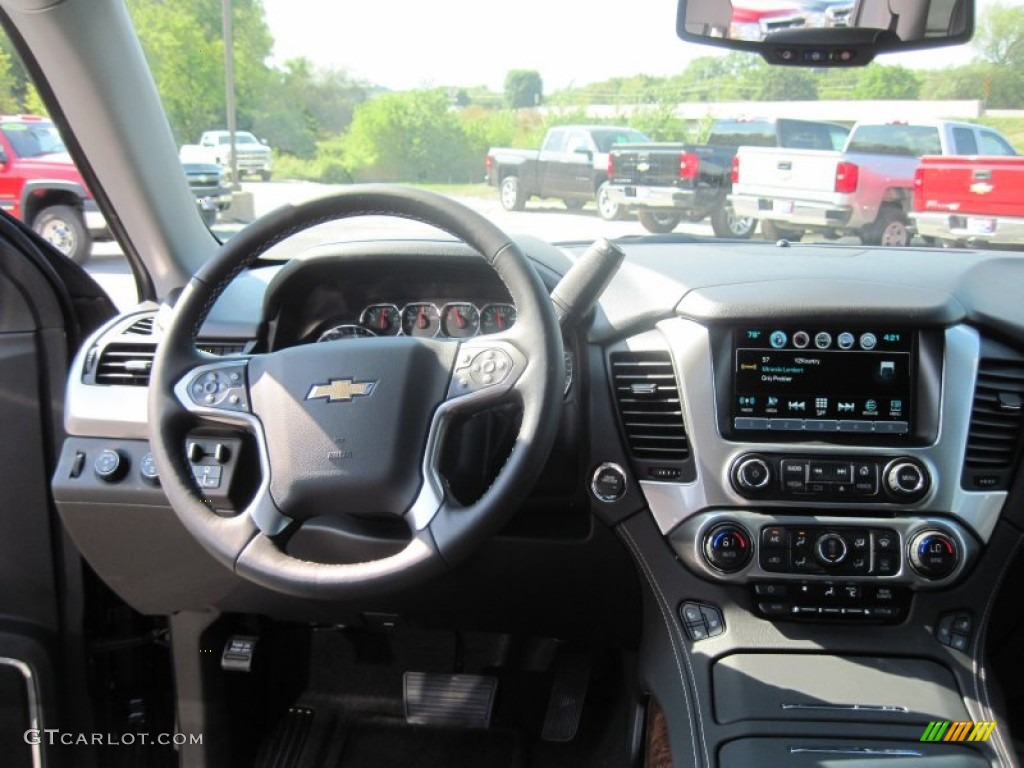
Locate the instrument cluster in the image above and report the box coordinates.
[316,302,517,342]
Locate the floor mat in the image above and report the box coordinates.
[339,721,524,768]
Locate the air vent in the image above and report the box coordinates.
[123,315,156,336]
[962,354,1024,490]
[197,340,248,356]
[610,351,689,461]
[94,343,156,386]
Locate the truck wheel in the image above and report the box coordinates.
[500,175,526,211]
[862,206,910,247]
[563,198,585,212]
[638,210,682,234]
[596,182,624,221]
[761,220,802,242]
[33,205,91,265]
[710,203,756,239]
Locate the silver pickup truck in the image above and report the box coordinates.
[729,120,1017,246]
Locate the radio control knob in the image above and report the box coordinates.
[909,530,958,580]
[734,457,771,492]
[885,460,928,498]
[814,533,848,566]
[702,523,753,573]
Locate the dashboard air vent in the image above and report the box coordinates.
[610,351,689,461]
[963,353,1024,490]
[124,315,156,336]
[94,343,156,386]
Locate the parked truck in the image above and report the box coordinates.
[486,125,650,220]
[730,120,1018,246]
[911,155,1024,247]
[181,130,274,181]
[605,117,849,236]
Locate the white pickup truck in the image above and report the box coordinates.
[729,120,1018,246]
[180,129,273,181]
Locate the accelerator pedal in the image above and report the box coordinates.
[254,706,314,768]
[541,653,592,742]
[403,671,498,729]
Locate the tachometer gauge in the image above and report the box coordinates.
[360,304,401,336]
[441,303,480,338]
[401,303,441,337]
[317,324,376,342]
[480,303,516,335]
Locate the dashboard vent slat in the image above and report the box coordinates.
[610,351,689,462]
[94,343,156,386]
[962,354,1024,490]
[124,315,156,336]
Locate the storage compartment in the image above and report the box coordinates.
[713,653,968,725]
[719,738,989,767]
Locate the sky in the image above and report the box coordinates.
[260,0,1012,92]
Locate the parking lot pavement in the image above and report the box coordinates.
[83,181,895,311]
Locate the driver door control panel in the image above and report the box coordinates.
[753,582,909,623]
[731,454,930,503]
[678,601,725,641]
[760,525,900,577]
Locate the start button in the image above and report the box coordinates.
[591,463,628,502]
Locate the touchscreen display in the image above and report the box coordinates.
[732,328,913,436]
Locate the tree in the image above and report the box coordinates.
[504,70,543,109]
[854,65,921,100]
[973,2,1024,68]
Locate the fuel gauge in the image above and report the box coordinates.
[360,304,401,336]
[442,303,480,338]
[480,303,516,335]
[401,303,441,337]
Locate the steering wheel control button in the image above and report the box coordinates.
[814,533,848,566]
[591,463,627,503]
[451,346,516,395]
[139,452,160,485]
[702,523,752,573]
[679,601,725,641]
[94,448,127,482]
[187,364,249,412]
[909,530,959,580]
[733,456,771,492]
[884,459,929,499]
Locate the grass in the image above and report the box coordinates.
[974,117,1024,152]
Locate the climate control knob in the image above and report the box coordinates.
[814,533,848,566]
[734,457,771,492]
[909,530,959,580]
[885,460,929,499]
[702,523,753,573]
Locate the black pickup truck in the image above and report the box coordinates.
[486,125,650,220]
[606,117,850,236]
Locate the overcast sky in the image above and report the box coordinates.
[260,0,1011,92]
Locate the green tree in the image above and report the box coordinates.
[973,2,1024,68]
[854,65,921,100]
[0,47,21,113]
[504,70,543,109]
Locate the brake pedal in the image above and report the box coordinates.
[541,653,591,742]
[403,671,497,729]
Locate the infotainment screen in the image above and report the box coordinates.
[731,328,914,437]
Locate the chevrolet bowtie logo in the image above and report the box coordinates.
[306,378,376,403]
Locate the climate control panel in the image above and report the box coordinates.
[669,511,977,594]
[730,454,930,503]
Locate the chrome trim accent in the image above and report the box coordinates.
[173,359,290,536]
[669,510,977,589]
[591,462,628,503]
[637,320,1006,544]
[790,747,923,757]
[781,703,909,713]
[0,657,42,768]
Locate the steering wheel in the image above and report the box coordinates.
[148,186,564,599]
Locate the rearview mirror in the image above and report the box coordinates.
[677,0,973,66]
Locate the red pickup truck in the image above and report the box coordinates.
[0,114,108,264]
[911,155,1024,247]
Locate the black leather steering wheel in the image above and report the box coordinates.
[148,186,564,599]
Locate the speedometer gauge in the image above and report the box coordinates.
[480,303,516,334]
[360,304,401,336]
[318,324,376,342]
[401,303,441,337]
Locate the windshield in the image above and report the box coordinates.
[17,0,1024,264]
[1,121,66,158]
